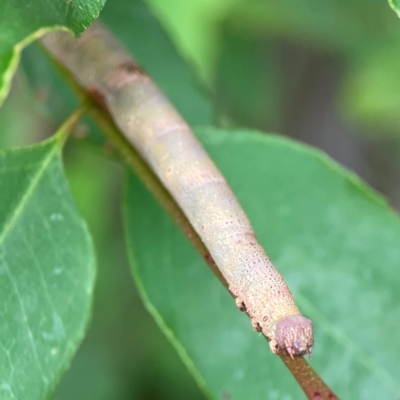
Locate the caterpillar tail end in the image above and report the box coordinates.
[274,315,314,359]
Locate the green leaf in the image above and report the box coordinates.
[389,0,400,17]
[145,0,237,83]
[0,135,96,399]
[124,128,400,399]
[0,0,106,106]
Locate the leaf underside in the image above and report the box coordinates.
[124,128,400,400]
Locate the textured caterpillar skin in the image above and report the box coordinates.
[42,24,313,357]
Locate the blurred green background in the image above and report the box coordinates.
[1,0,400,399]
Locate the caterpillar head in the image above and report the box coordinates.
[274,315,313,359]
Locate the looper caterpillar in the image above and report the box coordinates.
[42,23,313,359]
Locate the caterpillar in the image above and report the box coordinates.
[42,22,313,359]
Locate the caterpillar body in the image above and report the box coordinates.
[43,23,313,358]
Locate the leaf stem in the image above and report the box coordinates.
[55,102,89,146]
